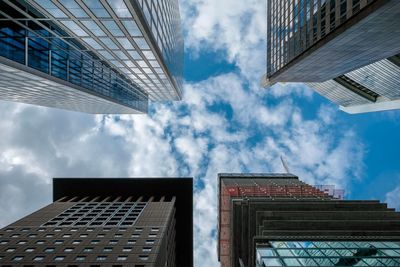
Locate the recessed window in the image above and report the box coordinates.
[114,234,122,238]
[127,239,136,245]
[83,247,93,252]
[109,240,118,245]
[148,234,157,238]
[5,228,14,232]
[96,256,107,261]
[117,256,128,261]
[12,256,23,261]
[11,234,20,238]
[103,247,113,252]
[28,234,37,238]
[54,228,62,232]
[0,240,9,244]
[21,228,30,232]
[38,228,45,232]
[86,228,94,232]
[135,228,143,232]
[97,234,105,237]
[131,234,140,238]
[142,247,152,252]
[118,228,127,232]
[72,240,82,244]
[145,240,155,245]
[91,240,100,244]
[54,240,63,245]
[54,256,65,261]
[33,256,45,261]
[122,247,132,252]
[25,248,35,252]
[70,228,78,232]
[18,240,28,244]
[63,234,71,238]
[151,228,159,232]
[103,228,111,231]
[75,256,86,261]
[139,255,149,261]
[46,234,54,238]
[80,234,88,238]
[64,247,74,252]
[44,247,55,252]
[6,248,16,252]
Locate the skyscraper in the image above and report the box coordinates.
[218,173,400,267]
[264,0,400,113]
[0,177,193,266]
[0,0,183,114]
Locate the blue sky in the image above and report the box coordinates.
[0,1,400,266]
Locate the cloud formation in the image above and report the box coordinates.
[0,0,367,266]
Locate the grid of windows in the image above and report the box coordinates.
[43,202,146,227]
[267,0,376,77]
[256,241,400,266]
[0,1,148,113]
[26,0,183,101]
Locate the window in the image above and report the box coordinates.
[148,234,157,238]
[0,240,9,244]
[18,240,28,244]
[46,234,54,238]
[83,247,93,252]
[38,228,45,232]
[142,247,152,252]
[54,228,62,232]
[72,240,82,244]
[91,240,100,244]
[6,248,16,252]
[54,240,63,245]
[96,256,107,261]
[87,228,94,232]
[28,234,37,238]
[11,234,20,238]
[117,256,128,261]
[5,228,14,232]
[13,256,23,261]
[151,228,159,232]
[21,228,30,232]
[80,234,88,238]
[145,240,155,245]
[33,256,45,261]
[54,256,65,261]
[131,234,140,238]
[44,248,55,252]
[25,248,35,252]
[114,234,122,238]
[127,239,136,245]
[70,228,78,232]
[109,240,118,245]
[122,247,132,252]
[97,234,105,237]
[75,256,86,261]
[103,247,113,252]
[139,255,149,261]
[64,247,74,252]
[63,234,71,238]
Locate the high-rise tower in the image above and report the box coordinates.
[218,173,400,267]
[0,178,193,266]
[264,0,400,113]
[0,0,183,114]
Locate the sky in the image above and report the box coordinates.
[1,0,400,266]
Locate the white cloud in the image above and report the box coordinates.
[386,185,400,211]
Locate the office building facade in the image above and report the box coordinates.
[0,178,193,266]
[0,0,183,114]
[218,173,400,267]
[264,0,400,113]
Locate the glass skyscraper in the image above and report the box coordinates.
[0,177,193,266]
[0,0,183,114]
[218,173,400,267]
[264,0,400,113]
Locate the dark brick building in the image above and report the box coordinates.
[0,178,193,267]
[218,173,400,267]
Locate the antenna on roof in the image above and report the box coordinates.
[280,155,290,173]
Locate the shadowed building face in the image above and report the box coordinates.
[0,177,193,267]
[217,173,400,267]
